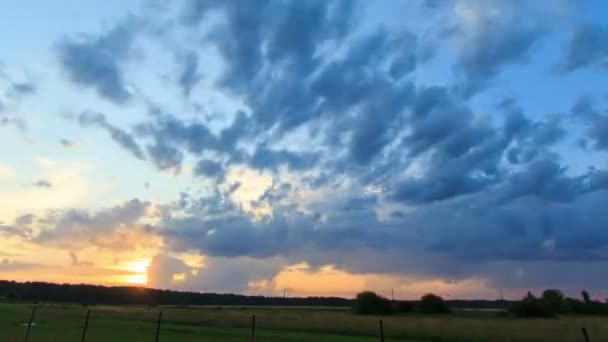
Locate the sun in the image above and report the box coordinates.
[122,259,150,285]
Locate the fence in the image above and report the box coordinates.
[11,305,396,342]
[7,304,598,342]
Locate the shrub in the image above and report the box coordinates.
[352,291,393,315]
[393,300,414,313]
[541,289,564,313]
[418,293,450,314]
[510,292,554,318]
[582,290,591,304]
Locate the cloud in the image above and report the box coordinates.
[56,17,141,104]
[446,0,551,95]
[146,141,183,172]
[177,51,202,98]
[147,253,284,293]
[69,251,93,267]
[11,0,605,295]
[559,23,608,72]
[0,67,37,103]
[4,199,161,251]
[30,179,52,189]
[0,116,26,130]
[79,111,146,160]
[250,144,319,172]
[194,159,223,178]
[571,96,608,151]
[0,259,42,271]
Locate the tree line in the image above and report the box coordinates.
[0,280,351,307]
[351,289,608,317]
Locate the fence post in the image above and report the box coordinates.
[379,319,384,342]
[81,310,90,342]
[582,327,590,342]
[155,311,162,342]
[23,305,37,342]
[251,314,256,342]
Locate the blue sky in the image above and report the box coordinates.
[1,0,608,299]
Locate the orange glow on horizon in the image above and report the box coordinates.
[118,259,151,285]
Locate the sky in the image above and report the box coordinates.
[1,0,608,300]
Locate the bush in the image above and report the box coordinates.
[418,293,450,314]
[352,291,393,315]
[541,289,564,313]
[393,300,414,313]
[510,292,554,318]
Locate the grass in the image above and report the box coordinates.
[1,302,607,341]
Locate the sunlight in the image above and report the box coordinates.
[125,259,151,273]
[122,259,151,284]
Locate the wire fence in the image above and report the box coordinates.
[3,304,599,342]
[10,305,391,342]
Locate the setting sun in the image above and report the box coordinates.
[121,259,150,285]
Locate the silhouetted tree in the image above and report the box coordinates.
[510,292,554,318]
[541,289,564,313]
[418,293,450,314]
[582,290,591,304]
[352,291,393,315]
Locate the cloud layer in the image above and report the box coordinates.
[2,0,608,298]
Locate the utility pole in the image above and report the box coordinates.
[391,288,394,301]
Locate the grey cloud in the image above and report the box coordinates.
[571,95,608,151]
[56,18,141,104]
[130,1,427,174]
[59,138,77,148]
[148,253,284,293]
[0,116,26,130]
[250,144,319,171]
[448,1,549,95]
[194,159,223,178]
[178,51,202,97]
[559,23,608,72]
[31,179,52,188]
[0,68,36,101]
[146,141,183,172]
[79,111,145,160]
[29,198,154,250]
[391,87,505,204]
[0,259,41,271]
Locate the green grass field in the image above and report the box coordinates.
[1,302,607,341]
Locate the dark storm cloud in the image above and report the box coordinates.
[559,23,608,72]
[79,111,145,160]
[56,18,141,104]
